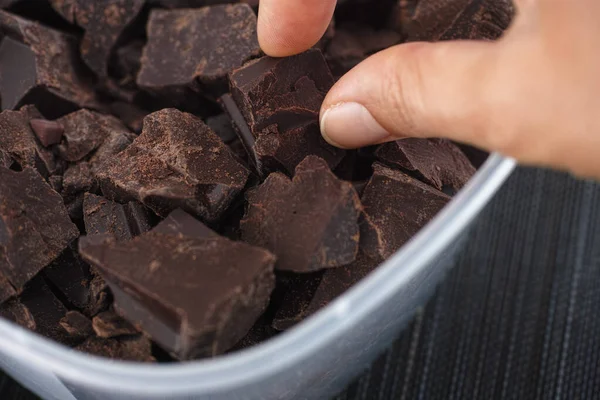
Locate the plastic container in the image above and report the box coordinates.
[0,154,516,400]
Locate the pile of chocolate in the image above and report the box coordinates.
[0,0,513,362]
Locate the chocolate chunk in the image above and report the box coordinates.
[113,39,144,87]
[375,139,476,192]
[79,227,276,359]
[65,192,85,223]
[59,310,94,340]
[138,4,260,99]
[44,247,92,310]
[0,10,98,117]
[0,106,55,176]
[62,162,94,197]
[304,253,379,315]
[108,101,146,133]
[272,271,324,331]
[153,209,217,239]
[76,335,155,362]
[92,309,138,338]
[241,156,361,273]
[96,108,249,222]
[50,0,145,78]
[361,163,450,261]
[57,109,135,166]
[394,0,514,42]
[206,113,237,144]
[29,119,64,147]
[83,193,152,241]
[228,50,344,174]
[0,167,79,292]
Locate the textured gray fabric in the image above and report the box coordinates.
[3,166,599,399]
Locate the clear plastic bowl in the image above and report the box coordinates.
[0,154,516,400]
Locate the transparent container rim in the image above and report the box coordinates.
[0,153,516,396]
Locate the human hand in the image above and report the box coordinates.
[258,0,600,178]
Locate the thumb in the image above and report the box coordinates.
[319,40,503,150]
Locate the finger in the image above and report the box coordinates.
[258,0,337,57]
[319,40,504,150]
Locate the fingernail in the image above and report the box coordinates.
[320,102,391,148]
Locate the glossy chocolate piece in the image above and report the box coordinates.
[0,10,98,117]
[92,309,138,338]
[241,156,361,273]
[138,4,260,97]
[0,106,55,176]
[96,108,249,222]
[29,119,64,147]
[79,226,276,359]
[76,335,155,362]
[83,193,152,242]
[361,163,450,261]
[0,167,78,292]
[228,50,345,174]
[60,310,94,340]
[206,113,237,144]
[375,139,476,192]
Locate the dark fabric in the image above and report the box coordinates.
[3,166,600,400]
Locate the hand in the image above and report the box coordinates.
[258,0,600,178]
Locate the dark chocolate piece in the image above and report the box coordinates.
[228,50,345,174]
[0,10,98,117]
[60,310,94,340]
[153,209,217,239]
[50,0,145,78]
[375,139,476,192]
[241,156,361,273]
[113,39,144,89]
[29,119,64,147]
[272,271,324,331]
[96,108,250,222]
[0,167,79,292]
[138,4,260,97]
[0,106,55,176]
[108,101,146,133]
[92,309,138,338]
[83,193,152,242]
[57,109,135,166]
[76,335,155,362]
[394,0,514,42]
[206,113,237,144]
[79,227,276,359]
[361,163,450,261]
[62,162,94,197]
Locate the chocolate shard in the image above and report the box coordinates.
[76,335,155,362]
[50,0,145,78]
[108,101,146,133]
[361,163,450,261]
[206,113,237,144]
[228,50,345,174]
[44,246,93,311]
[29,119,64,147]
[92,309,139,338]
[83,193,152,242]
[96,108,250,222]
[394,0,514,42]
[375,139,476,192]
[241,156,361,273]
[153,209,218,239]
[56,109,135,167]
[59,310,94,340]
[0,106,55,176]
[138,4,260,99]
[0,10,99,117]
[79,224,276,359]
[62,162,95,197]
[271,271,324,331]
[0,167,79,292]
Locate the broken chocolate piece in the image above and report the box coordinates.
[92,309,138,338]
[29,119,64,147]
[394,0,514,42]
[83,193,152,241]
[0,106,55,176]
[228,50,344,174]
[60,310,94,340]
[96,108,250,222]
[375,139,476,192]
[0,167,79,292]
[79,226,276,359]
[62,162,94,196]
[138,4,260,98]
[272,271,324,331]
[76,335,155,362]
[108,101,146,133]
[153,209,217,239]
[206,113,237,144]
[241,156,361,273]
[0,10,98,117]
[361,163,450,261]
[44,246,93,310]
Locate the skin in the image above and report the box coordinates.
[258,0,600,179]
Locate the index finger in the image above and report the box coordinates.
[258,0,337,57]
